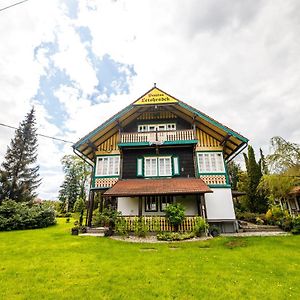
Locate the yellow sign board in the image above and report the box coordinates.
[134,88,178,105]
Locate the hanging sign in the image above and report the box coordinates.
[134,88,178,105]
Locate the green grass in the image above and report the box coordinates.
[0,219,299,300]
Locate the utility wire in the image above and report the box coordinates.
[0,0,29,13]
[0,122,74,144]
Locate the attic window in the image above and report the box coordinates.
[138,123,176,132]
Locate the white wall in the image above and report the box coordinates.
[205,188,236,220]
[117,197,138,215]
[117,195,198,216]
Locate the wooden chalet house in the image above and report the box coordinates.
[73,86,248,233]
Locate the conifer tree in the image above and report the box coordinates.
[0,108,41,202]
[243,145,268,213]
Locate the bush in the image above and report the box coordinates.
[236,211,266,224]
[0,199,56,231]
[291,216,300,235]
[115,217,128,236]
[93,208,121,230]
[193,217,209,237]
[157,232,195,241]
[209,225,221,237]
[133,217,149,237]
[165,203,185,231]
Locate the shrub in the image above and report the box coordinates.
[193,217,209,237]
[92,208,121,230]
[291,216,300,235]
[133,217,148,237]
[157,232,195,241]
[165,203,185,231]
[209,225,221,237]
[0,200,56,231]
[236,211,266,224]
[115,217,128,236]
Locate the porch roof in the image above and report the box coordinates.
[103,178,212,197]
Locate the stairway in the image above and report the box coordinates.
[79,227,108,237]
[238,221,284,233]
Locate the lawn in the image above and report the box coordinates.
[0,219,299,300]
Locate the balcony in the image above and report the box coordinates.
[119,129,197,146]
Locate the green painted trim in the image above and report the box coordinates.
[118,142,150,147]
[177,101,249,143]
[172,156,180,176]
[74,104,135,148]
[136,157,144,177]
[208,184,232,188]
[163,140,198,145]
[94,155,121,178]
[224,163,230,185]
[95,154,120,157]
[199,172,227,175]
[196,150,223,153]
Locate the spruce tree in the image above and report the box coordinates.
[0,108,41,202]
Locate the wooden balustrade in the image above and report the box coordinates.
[120,129,195,144]
[120,216,201,232]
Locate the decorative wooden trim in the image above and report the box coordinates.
[94,177,119,188]
[200,174,227,185]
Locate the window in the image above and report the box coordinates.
[138,123,176,132]
[197,152,225,173]
[145,157,158,176]
[96,156,120,176]
[144,196,158,212]
[144,156,172,177]
[160,196,174,211]
[144,196,174,212]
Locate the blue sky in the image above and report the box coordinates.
[0,0,299,199]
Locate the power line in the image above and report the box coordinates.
[0,122,74,144]
[0,0,29,13]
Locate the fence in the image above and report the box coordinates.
[120,216,200,232]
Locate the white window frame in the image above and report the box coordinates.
[144,156,172,177]
[95,156,120,176]
[197,152,225,173]
[138,123,176,132]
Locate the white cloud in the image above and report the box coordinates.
[0,0,299,199]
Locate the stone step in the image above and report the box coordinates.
[240,225,283,232]
[86,227,108,234]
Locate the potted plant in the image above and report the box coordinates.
[71,226,79,235]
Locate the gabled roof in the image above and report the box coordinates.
[73,86,248,162]
[103,178,212,197]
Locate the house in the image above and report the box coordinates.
[280,186,300,217]
[73,86,248,233]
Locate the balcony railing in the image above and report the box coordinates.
[120,129,196,144]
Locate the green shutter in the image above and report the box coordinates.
[137,158,143,177]
[172,156,180,175]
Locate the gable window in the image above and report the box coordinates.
[197,152,225,173]
[96,156,120,176]
[144,156,172,177]
[138,123,176,132]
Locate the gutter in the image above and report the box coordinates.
[72,147,94,167]
[225,142,248,163]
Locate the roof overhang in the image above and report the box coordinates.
[73,86,249,162]
[103,178,212,197]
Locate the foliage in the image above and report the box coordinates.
[0,199,56,231]
[267,136,300,173]
[133,217,149,237]
[291,216,300,235]
[193,216,209,237]
[115,217,128,236]
[208,225,221,237]
[236,211,267,224]
[258,174,296,205]
[227,161,242,190]
[1,219,300,299]
[0,108,41,203]
[243,145,268,213]
[164,203,185,231]
[156,231,195,241]
[73,197,86,226]
[93,208,121,230]
[265,205,293,231]
[58,155,90,212]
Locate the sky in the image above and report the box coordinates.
[0,0,299,200]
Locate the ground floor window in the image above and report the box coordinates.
[143,195,174,212]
